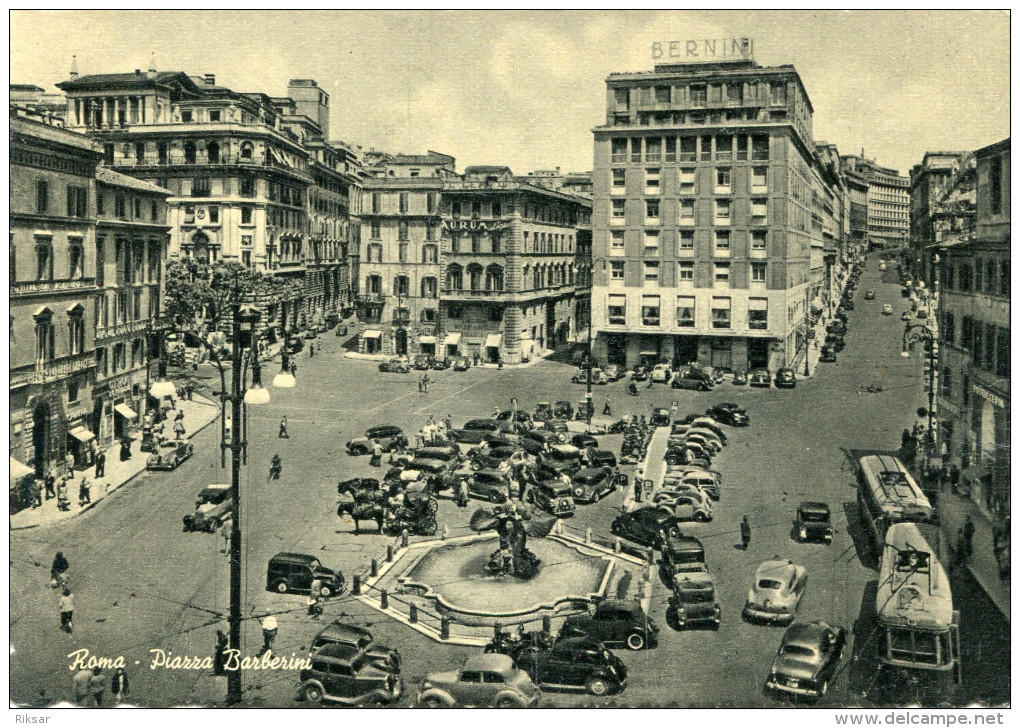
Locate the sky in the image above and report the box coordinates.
[9,10,1011,176]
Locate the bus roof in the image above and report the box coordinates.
[859,455,933,519]
[876,522,954,630]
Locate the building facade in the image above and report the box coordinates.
[909,151,967,286]
[842,153,909,251]
[590,57,829,372]
[936,137,1009,522]
[10,108,103,507]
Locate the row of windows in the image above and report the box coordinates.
[95,338,149,379]
[607,293,768,330]
[614,81,787,111]
[97,190,160,222]
[369,220,439,241]
[29,309,87,363]
[94,288,158,329]
[610,228,768,256]
[363,242,439,264]
[611,134,770,164]
[612,166,768,194]
[944,258,1009,296]
[35,181,89,218]
[942,313,1010,378]
[370,191,440,215]
[608,260,767,284]
[363,274,439,299]
[611,197,768,225]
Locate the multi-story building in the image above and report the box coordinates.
[936,137,1009,522]
[843,168,869,260]
[524,168,594,199]
[814,142,847,315]
[358,151,455,355]
[10,107,103,505]
[590,55,828,372]
[92,167,171,449]
[842,152,909,251]
[440,167,592,364]
[909,151,967,286]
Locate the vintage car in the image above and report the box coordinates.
[661,469,721,501]
[589,449,618,469]
[183,484,232,533]
[686,418,729,443]
[310,622,401,674]
[679,432,722,456]
[684,426,725,450]
[603,363,625,382]
[335,324,349,337]
[825,333,846,352]
[732,369,748,386]
[765,621,847,701]
[655,488,713,522]
[533,402,553,422]
[496,410,534,428]
[826,320,847,336]
[538,444,583,476]
[553,401,574,419]
[570,433,599,450]
[775,368,797,389]
[527,479,575,517]
[749,368,772,388]
[452,356,471,372]
[345,425,408,455]
[819,345,838,363]
[296,643,403,706]
[669,573,721,631]
[794,502,834,544]
[561,599,658,651]
[882,303,893,315]
[705,404,749,427]
[378,357,411,373]
[650,364,672,383]
[517,637,627,697]
[266,552,345,597]
[417,653,540,708]
[448,419,503,445]
[147,439,195,471]
[467,469,511,503]
[412,353,432,370]
[521,429,564,456]
[285,336,304,354]
[901,310,913,322]
[610,506,683,549]
[631,366,650,382]
[743,559,808,625]
[569,467,625,504]
[572,367,608,385]
[431,356,452,371]
[650,408,671,427]
[470,445,517,471]
[661,533,708,579]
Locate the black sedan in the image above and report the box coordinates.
[775,368,797,389]
[610,507,683,549]
[570,433,599,450]
[517,637,627,697]
[705,404,749,427]
[749,368,771,388]
[765,621,846,702]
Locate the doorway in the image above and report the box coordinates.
[394,328,408,356]
[747,339,770,369]
[32,401,51,477]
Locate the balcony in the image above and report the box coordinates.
[11,277,96,296]
[358,292,386,303]
[441,288,508,301]
[96,319,152,341]
[10,352,97,389]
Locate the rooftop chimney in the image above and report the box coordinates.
[204,74,215,86]
[135,69,142,76]
[147,52,156,79]
[70,55,78,79]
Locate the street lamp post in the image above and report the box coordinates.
[585,258,606,424]
[902,321,938,457]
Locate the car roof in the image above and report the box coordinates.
[664,534,704,551]
[799,501,830,513]
[316,621,372,642]
[553,636,604,652]
[756,559,797,578]
[475,469,506,480]
[600,599,642,614]
[782,621,832,646]
[548,444,580,455]
[202,483,231,493]
[272,552,317,563]
[312,642,363,663]
[368,425,400,434]
[574,467,607,479]
[463,653,515,671]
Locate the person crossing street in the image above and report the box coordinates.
[740,515,751,550]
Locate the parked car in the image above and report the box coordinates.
[285,336,304,354]
[765,621,847,701]
[825,334,846,352]
[687,418,729,443]
[516,637,625,697]
[661,533,708,580]
[569,467,625,504]
[610,506,683,549]
[589,449,618,468]
[521,429,564,456]
[541,418,569,435]
[335,324,349,337]
[295,643,403,706]
[467,469,510,503]
[310,622,401,673]
[650,364,672,383]
[570,433,599,450]
[669,573,721,631]
[147,439,195,471]
[732,369,748,386]
[603,363,625,382]
[574,400,595,421]
[670,373,714,392]
[794,502,833,544]
[655,488,713,522]
[533,402,552,422]
[561,599,659,651]
[452,356,471,372]
[496,410,534,428]
[553,400,574,420]
[882,303,893,315]
[417,654,540,707]
[183,484,232,533]
[266,552,345,597]
[432,356,452,371]
[743,559,808,625]
[749,368,771,388]
[901,311,912,322]
[379,357,411,373]
[572,367,608,385]
[819,345,837,363]
[470,445,517,471]
[345,425,407,455]
[826,320,847,336]
[915,308,928,319]
[631,366,650,382]
[650,408,671,427]
[775,368,797,389]
[669,469,722,501]
[448,419,502,445]
[527,480,576,517]
[539,444,583,476]
[412,353,432,370]
[705,404,749,427]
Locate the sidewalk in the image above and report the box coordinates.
[621,426,671,512]
[937,488,1011,622]
[10,393,220,531]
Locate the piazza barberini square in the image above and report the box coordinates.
[7,10,1011,717]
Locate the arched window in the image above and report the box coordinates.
[446,264,463,291]
[240,141,254,161]
[206,141,220,164]
[467,264,483,291]
[533,267,541,290]
[184,142,197,164]
[485,264,504,291]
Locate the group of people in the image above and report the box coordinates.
[73,665,129,706]
[415,414,453,448]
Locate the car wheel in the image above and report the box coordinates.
[586,676,611,696]
[319,585,333,598]
[303,684,324,703]
[274,580,289,594]
[572,486,585,499]
[489,491,503,504]
[610,521,622,535]
[694,512,709,523]
[471,461,482,471]
[495,697,519,708]
[666,525,682,539]
[420,696,443,708]
[626,632,646,650]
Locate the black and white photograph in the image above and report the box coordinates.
[8,9,1010,715]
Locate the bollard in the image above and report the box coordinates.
[352,575,361,596]
[542,615,552,633]
[380,589,389,610]
[614,537,622,553]
[386,544,394,563]
[401,529,410,548]
[440,617,450,640]
[585,527,593,545]
[647,548,655,565]
[371,559,378,578]
[409,604,418,623]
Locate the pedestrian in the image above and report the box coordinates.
[309,343,315,358]
[308,577,323,618]
[955,528,968,565]
[290,361,298,378]
[603,399,612,416]
[456,478,469,508]
[65,451,75,476]
[415,432,424,449]
[646,376,654,389]
[950,464,961,493]
[418,375,423,393]
[258,615,278,657]
[633,475,643,504]
[370,440,383,468]
[422,373,429,393]
[175,408,185,423]
[78,477,91,507]
[963,516,975,555]
[119,438,132,462]
[88,667,107,706]
[44,471,56,500]
[444,414,453,431]
[213,630,228,676]
[57,478,70,511]
[901,428,913,449]
[59,586,74,633]
[73,666,92,706]
[31,478,43,509]
[110,667,129,705]
[279,415,289,439]
[173,420,186,440]
[185,381,194,401]
[51,551,69,587]
[740,515,751,550]
[473,352,480,367]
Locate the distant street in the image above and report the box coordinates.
[10,256,1008,707]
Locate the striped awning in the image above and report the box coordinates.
[362,329,382,339]
[114,403,138,419]
[69,426,96,442]
[484,333,503,348]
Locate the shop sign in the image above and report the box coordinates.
[974,383,1007,409]
[442,219,512,233]
[652,37,754,62]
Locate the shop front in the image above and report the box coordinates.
[67,424,97,468]
[443,332,461,358]
[418,335,436,357]
[114,401,139,440]
[484,333,503,364]
[361,329,382,355]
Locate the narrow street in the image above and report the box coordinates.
[10,257,1008,707]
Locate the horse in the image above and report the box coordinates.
[336,500,385,534]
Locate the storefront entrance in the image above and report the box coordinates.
[710,339,732,370]
[747,339,770,369]
[394,328,408,356]
[673,336,698,367]
[605,334,627,366]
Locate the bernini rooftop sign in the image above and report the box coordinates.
[652,37,754,62]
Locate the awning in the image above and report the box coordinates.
[69,426,96,443]
[362,330,382,339]
[444,332,462,346]
[114,403,138,419]
[484,333,503,348]
[10,457,33,481]
[640,350,658,356]
[418,336,436,345]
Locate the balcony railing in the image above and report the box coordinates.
[96,319,152,340]
[358,292,385,303]
[11,277,96,295]
[11,353,97,388]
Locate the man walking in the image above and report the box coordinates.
[309,343,315,358]
[88,667,107,707]
[962,516,975,558]
[603,399,612,416]
[59,586,74,633]
[94,449,106,478]
[78,478,91,507]
[44,471,56,500]
[31,478,43,509]
[73,666,92,705]
[258,615,278,657]
[290,361,298,379]
[422,372,430,393]
[65,451,75,476]
[279,415,289,439]
[418,375,423,393]
[740,515,752,550]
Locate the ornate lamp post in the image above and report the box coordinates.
[902,321,938,458]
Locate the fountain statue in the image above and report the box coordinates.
[469,498,554,580]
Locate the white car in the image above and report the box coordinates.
[882,304,893,315]
[743,559,808,626]
[651,364,672,383]
[655,489,713,522]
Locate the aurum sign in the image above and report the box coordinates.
[652,37,754,62]
[443,219,512,232]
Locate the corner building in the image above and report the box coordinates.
[591,57,821,371]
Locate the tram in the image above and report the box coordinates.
[857,455,935,548]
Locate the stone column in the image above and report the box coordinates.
[501,196,523,364]
[113,96,120,127]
